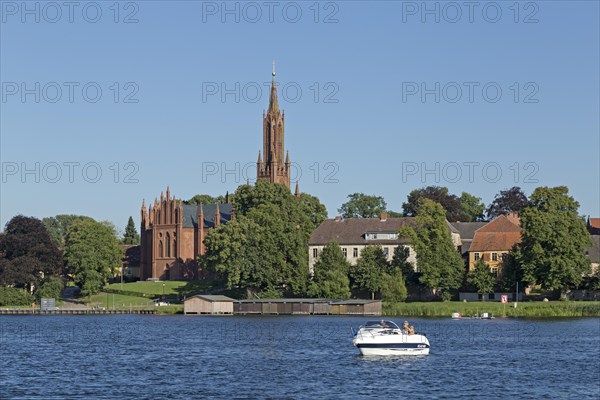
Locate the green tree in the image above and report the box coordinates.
[122,216,140,245]
[185,194,227,205]
[64,219,123,297]
[459,192,486,222]
[203,181,310,296]
[0,215,63,292]
[307,242,351,298]
[519,186,591,295]
[351,245,388,299]
[403,186,464,222]
[338,193,387,218]
[42,215,95,248]
[498,247,524,292]
[399,199,464,299]
[390,246,416,284]
[486,186,528,219]
[380,269,407,302]
[298,193,328,229]
[467,259,496,299]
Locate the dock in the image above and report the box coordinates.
[0,308,156,315]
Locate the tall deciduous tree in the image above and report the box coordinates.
[307,241,351,298]
[498,247,524,292]
[122,216,140,245]
[338,193,387,218]
[0,215,63,292]
[390,246,416,284]
[403,186,463,222]
[459,192,486,222]
[298,193,328,229]
[203,181,310,297]
[486,186,529,219]
[399,199,464,299]
[64,219,123,297]
[351,245,389,299]
[467,259,496,299]
[519,186,591,295]
[42,215,95,248]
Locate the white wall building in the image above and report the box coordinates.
[308,214,418,273]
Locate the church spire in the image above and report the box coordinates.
[258,63,290,189]
[257,151,263,172]
[268,61,279,114]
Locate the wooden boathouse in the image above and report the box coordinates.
[234,299,381,316]
[184,295,235,315]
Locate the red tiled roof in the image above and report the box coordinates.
[589,218,600,229]
[470,215,521,252]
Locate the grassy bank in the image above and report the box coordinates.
[86,292,153,308]
[85,292,183,313]
[106,280,218,297]
[383,301,600,317]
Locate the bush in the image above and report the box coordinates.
[35,278,64,302]
[0,287,35,306]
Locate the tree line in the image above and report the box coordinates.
[0,214,139,305]
[0,183,595,304]
[338,185,530,221]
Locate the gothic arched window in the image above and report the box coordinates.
[166,233,171,258]
[159,241,163,258]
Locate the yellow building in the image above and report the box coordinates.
[468,214,521,276]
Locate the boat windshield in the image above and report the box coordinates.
[364,320,400,330]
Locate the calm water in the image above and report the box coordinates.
[0,316,599,399]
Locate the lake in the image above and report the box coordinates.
[0,316,599,399]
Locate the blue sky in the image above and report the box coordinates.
[1,0,599,233]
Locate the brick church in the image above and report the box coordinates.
[139,67,295,280]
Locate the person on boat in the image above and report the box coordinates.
[408,325,415,335]
[402,321,409,333]
[380,320,388,328]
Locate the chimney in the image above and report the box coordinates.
[380,213,388,222]
[334,216,341,222]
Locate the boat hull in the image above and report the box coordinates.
[353,332,430,356]
[356,343,430,356]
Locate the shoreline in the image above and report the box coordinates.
[2,300,600,318]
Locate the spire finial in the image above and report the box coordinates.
[272,60,276,77]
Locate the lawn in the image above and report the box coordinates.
[85,292,155,309]
[106,280,220,297]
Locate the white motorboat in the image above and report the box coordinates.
[352,320,430,356]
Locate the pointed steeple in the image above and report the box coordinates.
[257,151,263,172]
[141,198,146,210]
[268,61,279,114]
[166,186,171,200]
[295,181,300,200]
[285,151,290,167]
[257,62,290,189]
